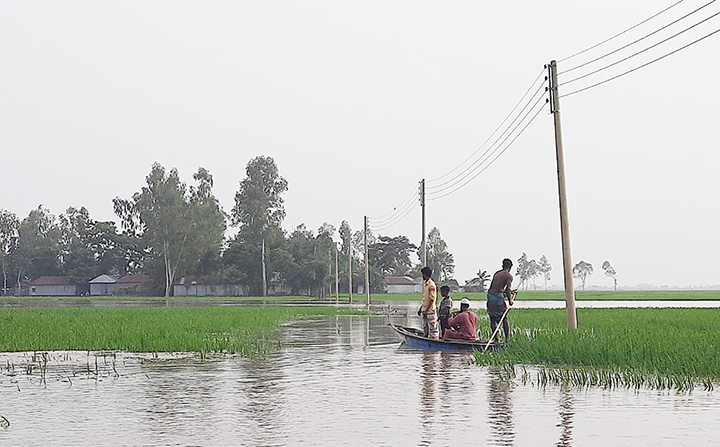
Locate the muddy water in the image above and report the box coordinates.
[0,315,718,446]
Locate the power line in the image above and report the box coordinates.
[427,82,547,192]
[426,69,546,184]
[370,202,419,232]
[559,0,686,62]
[367,185,418,223]
[560,11,720,86]
[427,98,549,201]
[563,26,720,97]
[561,0,717,75]
[427,93,548,197]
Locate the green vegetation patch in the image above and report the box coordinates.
[0,306,349,356]
[474,308,720,390]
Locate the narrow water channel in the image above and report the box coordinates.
[0,315,717,446]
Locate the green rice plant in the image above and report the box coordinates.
[474,308,720,390]
[0,306,350,357]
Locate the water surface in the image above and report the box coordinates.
[1,315,718,446]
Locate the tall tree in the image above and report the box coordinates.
[527,259,539,290]
[0,210,19,295]
[516,253,530,290]
[602,260,617,291]
[114,163,224,296]
[14,206,61,284]
[538,255,552,291]
[424,227,454,281]
[572,260,594,291]
[368,235,417,277]
[231,156,288,296]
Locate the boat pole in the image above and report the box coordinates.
[549,60,578,330]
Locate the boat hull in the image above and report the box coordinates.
[389,323,501,351]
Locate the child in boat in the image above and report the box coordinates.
[444,298,478,340]
[437,286,453,338]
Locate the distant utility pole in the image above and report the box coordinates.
[364,215,370,310]
[335,243,339,304]
[420,179,427,267]
[348,240,353,304]
[549,60,578,330]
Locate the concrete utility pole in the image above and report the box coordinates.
[364,215,370,311]
[549,60,578,330]
[335,243,339,304]
[348,241,353,304]
[420,179,427,267]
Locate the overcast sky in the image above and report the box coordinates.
[1,1,718,288]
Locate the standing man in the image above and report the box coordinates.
[417,266,439,339]
[437,285,453,338]
[487,258,517,340]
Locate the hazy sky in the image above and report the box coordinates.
[1,1,718,288]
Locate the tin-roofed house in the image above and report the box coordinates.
[385,276,422,294]
[113,274,152,295]
[89,275,117,296]
[29,276,82,296]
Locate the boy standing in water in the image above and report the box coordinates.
[437,285,453,338]
[487,258,516,340]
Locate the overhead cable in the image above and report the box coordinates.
[561,11,720,86]
[426,69,546,184]
[563,26,720,97]
[561,0,717,74]
[427,99,548,201]
[370,202,419,232]
[559,0,686,62]
[427,93,549,197]
[427,82,547,191]
[368,185,418,223]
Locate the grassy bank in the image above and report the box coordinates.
[474,308,720,390]
[0,306,348,356]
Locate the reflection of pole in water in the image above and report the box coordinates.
[555,385,574,447]
[487,368,515,446]
[364,315,370,347]
[418,351,440,447]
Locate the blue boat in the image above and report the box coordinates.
[389,323,502,351]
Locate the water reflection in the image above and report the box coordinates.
[556,385,574,447]
[487,368,515,446]
[418,351,440,446]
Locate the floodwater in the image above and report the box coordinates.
[1,315,719,446]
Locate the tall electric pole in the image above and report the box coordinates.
[549,60,578,330]
[335,243,339,304]
[420,179,427,267]
[364,215,370,311]
[348,240,353,304]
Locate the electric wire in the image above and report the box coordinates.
[426,69,546,184]
[562,26,720,97]
[559,0,686,62]
[426,81,547,192]
[561,0,716,75]
[367,185,418,223]
[427,92,549,197]
[560,10,720,86]
[368,194,417,226]
[427,99,548,201]
[370,201,419,232]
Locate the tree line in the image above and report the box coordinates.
[0,156,459,297]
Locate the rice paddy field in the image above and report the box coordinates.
[370,290,720,301]
[0,306,351,356]
[474,308,720,390]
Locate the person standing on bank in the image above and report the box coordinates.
[417,266,440,339]
[437,285,453,338]
[487,258,517,340]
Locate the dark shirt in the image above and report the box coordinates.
[489,269,513,294]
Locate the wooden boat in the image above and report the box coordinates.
[389,323,502,351]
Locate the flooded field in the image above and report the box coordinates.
[1,315,718,446]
